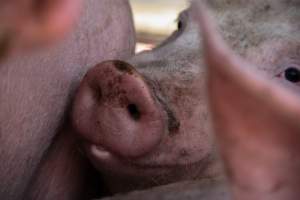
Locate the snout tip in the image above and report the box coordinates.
[72,60,166,158]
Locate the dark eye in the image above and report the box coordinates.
[177,20,183,30]
[284,67,300,83]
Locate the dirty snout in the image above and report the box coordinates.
[72,60,166,158]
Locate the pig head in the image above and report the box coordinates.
[72,0,300,196]
[0,0,135,199]
[72,3,220,193]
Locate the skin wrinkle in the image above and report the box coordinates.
[23,122,67,198]
[146,79,181,136]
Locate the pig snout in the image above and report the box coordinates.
[72,60,167,158]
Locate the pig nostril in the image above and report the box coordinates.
[91,85,102,102]
[127,104,141,121]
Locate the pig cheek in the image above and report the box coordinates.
[168,78,213,158]
[134,77,214,167]
[173,101,213,164]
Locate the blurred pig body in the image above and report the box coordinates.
[0,0,81,58]
[0,0,135,199]
[72,0,300,194]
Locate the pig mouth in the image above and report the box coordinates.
[86,145,211,176]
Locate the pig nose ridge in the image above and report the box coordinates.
[113,60,135,74]
[72,60,167,158]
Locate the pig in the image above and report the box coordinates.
[71,0,300,196]
[0,0,82,60]
[0,0,135,199]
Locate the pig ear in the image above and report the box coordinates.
[192,1,300,199]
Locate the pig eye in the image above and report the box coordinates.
[176,11,187,31]
[284,67,300,83]
[177,20,183,30]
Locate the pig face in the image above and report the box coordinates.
[0,0,135,199]
[72,9,221,193]
[72,0,300,194]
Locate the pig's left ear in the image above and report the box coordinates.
[192,1,300,199]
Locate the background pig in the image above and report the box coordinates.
[0,0,135,199]
[72,0,300,196]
